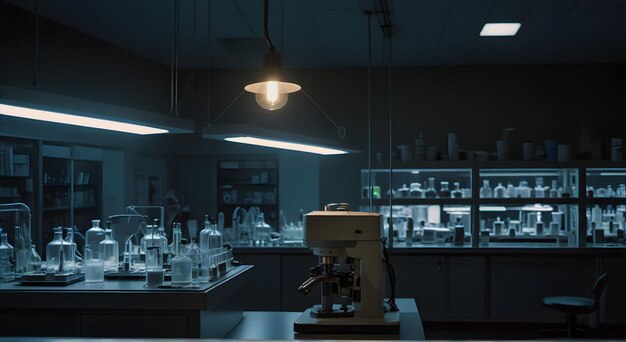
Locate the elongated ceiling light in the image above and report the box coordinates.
[0,103,168,135]
[244,0,300,111]
[480,23,521,36]
[224,136,347,155]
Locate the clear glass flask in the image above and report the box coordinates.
[0,232,15,282]
[170,222,192,286]
[199,215,211,252]
[254,213,271,246]
[46,227,68,274]
[186,238,201,283]
[208,217,224,250]
[64,227,78,273]
[85,219,105,256]
[99,228,119,272]
[26,241,41,273]
[425,178,438,198]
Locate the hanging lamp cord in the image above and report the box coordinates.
[264,0,274,49]
[32,0,39,86]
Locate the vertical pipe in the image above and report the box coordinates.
[367,12,373,212]
[387,36,393,248]
[32,0,39,86]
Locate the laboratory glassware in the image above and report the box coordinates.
[0,232,15,282]
[451,182,462,198]
[145,246,164,287]
[409,182,424,198]
[26,241,41,273]
[199,215,211,252]
[186,237,201,283]
[99,227,119,272]
[254,213,271,246]
[13,225,26,274]
[85,219,105,256]
[480,180,493,198]
[171,222,192,286]
[208,217,224,250]
[84,248,104,283]
[439,181,451,198]
[425,178,438,198]
[493,183,506,199]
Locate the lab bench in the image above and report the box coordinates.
[231,246,626,326]
[0,265,253,338]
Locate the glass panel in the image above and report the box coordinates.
[586,168,626,198]
[479,168,579,199]
[479,203,578,247]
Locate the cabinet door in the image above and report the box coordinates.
[393,255,446,320]
[603,256,626,324]
[490,256,596,322]
[281,255,319,311]
[448,256,486,320]
[231,254,281,311]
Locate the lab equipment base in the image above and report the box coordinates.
[294,308,400,334]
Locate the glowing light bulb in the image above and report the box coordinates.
[266,82,279,103]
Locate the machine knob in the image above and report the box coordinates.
[324,203,350,211]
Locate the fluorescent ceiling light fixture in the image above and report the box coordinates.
[480,23,521,36]
[479,206,507,212]
[224,136,348,155]
[0,103,169,135]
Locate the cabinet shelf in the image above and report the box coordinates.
[479,198,579,205]
[0,175,31,179]
[369,198,473,206]
[44,183,70,187]
[585,198,626,205]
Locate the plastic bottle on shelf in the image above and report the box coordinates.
[84,219,105,256]
[425,178,438,198]
[397,184,410,198]
[607,185,616,198]
[451,182,462,198]
[517,181,531,198]
[534,177,545,198]
[493,183,506,199]
[99,226,119,272]
[439,181,451,198]
[550,180,559,198]
[480,180,493,198]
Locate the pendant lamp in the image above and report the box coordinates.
[244,0,300,111]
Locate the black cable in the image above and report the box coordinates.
[32,0,39,86]
[264,0,274,48]
[367,11,373,212]
[381,237,398,311]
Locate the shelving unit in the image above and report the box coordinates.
[361,161,626,248]
[217,158,279,229]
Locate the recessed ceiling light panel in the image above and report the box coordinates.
[480,23,521,36]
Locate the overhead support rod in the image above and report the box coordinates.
[372,0,393,37]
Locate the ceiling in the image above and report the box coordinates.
[8,0,626,68]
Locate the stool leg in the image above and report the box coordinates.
[567,314,577,338]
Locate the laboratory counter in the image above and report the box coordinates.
[0,265,253,338]
[232,243,626,255]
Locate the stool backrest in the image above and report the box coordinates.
[591,273,609,308]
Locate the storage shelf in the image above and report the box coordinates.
[478,198,579,205]
[0,175,31,179]
[584,198,626,205]
[369,198,473,206]
[43,183,70,187]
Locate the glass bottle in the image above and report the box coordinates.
[145,245,164,287]
[409,183,424,198]
[254,213,271,246]
[493,182,506,199]
[480,180,493,198]
[425,178,438,198]
[99,228,119,272]
[13,226,26,274]
[397,184,410,198]
[607,185,616,198]
[186,237,201,283]
[46,227,66,274]
[26,241,41,273]
[64,227,78,273]
[518,181,531,198]
[171,222,192,286]
[451,182,462,198]
[199,215,211,252]
[439,181,451,198]
[506,182,517,198]
[0,233,15,282]
[85,219,105,256]
[534,177,545,198]
[209,217,224,250]
[141,224,165,260]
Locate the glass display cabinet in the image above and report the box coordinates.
[359,165,623,248]
[585,169,626,247]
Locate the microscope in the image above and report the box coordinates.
[294,204,400,334]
